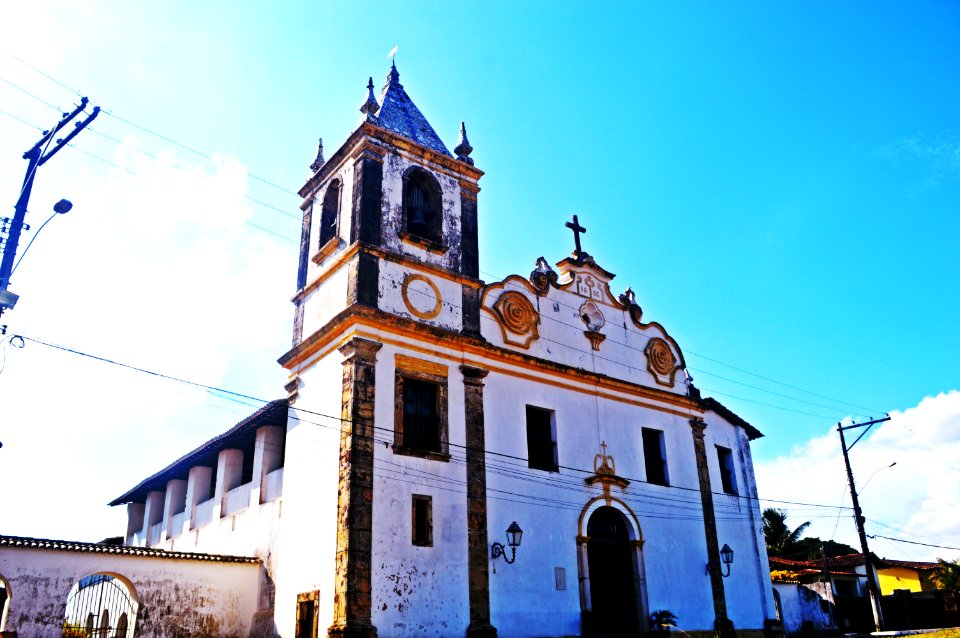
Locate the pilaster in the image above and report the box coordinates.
[329,337,382,638]
[461,365,497,638]
[690,417,733,636]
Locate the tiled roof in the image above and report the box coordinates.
[881,558,938,571]
[374,64,452,156]
[769,553,891,573]
[109,399,288,506]
[0,535,259,564]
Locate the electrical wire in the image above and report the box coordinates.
[17,332,854,515]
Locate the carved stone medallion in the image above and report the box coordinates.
[645,337,679,386]
[401,273,442,320]
[492,290,540,348]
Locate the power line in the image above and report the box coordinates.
[869,535,960,553]
[17,332,853,514]
[0,65,886,424]
[2,64,300,198]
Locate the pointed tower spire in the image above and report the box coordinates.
[309,138,325,172]
[387,60,401,86]
[454,122,474,165]
[360,77,379,122]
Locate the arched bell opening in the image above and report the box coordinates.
[402,167,443,244]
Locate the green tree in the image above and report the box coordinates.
[762,508,811,558]
[930,558,960,592]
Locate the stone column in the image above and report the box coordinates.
[461,365,497,638]
[690,417,733,636]
[329,337,382,638]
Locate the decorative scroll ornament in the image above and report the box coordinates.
[585,441,629,491]
[529,256,558,295]
[493,290,540,348]
[645,337,680,386]
[618,287,643,325]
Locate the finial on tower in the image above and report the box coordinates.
[454,122,474,165]
[360,77,379,121]
[387,61,401,86]
[309,138,325,172]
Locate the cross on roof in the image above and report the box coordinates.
[565,214,586,255]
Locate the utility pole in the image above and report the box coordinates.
[837,416,891,632]
[0,97,100,315]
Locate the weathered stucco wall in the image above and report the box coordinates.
[0,546,261,638]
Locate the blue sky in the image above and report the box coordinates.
[0,2,957,560]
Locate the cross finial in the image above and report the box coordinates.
[565,214,586,255]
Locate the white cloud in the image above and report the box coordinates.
[0,135,296,542]
[755,390,960,563]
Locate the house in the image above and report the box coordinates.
[768,553,956,633]
[878,559,938,596]
[0,64,777,638]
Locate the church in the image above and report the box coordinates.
[0,64,777,638]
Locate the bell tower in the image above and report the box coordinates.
[276,66,490,638]
[289,63,484,353]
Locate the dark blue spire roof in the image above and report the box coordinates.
[374,63,451,156]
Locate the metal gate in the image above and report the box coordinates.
[61,574,134,637]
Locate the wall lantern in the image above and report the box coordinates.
[491,521,523,565]
[708,543,734,577]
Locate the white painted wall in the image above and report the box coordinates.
[0,546,260,638]
[273,352,345,637]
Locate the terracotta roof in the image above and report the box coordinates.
[373,64,452,156]
[0,535,259,564]
[769,553,888,573]
[109,399,288,506]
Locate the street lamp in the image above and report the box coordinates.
[708,543,734,577]
[491,522,523,565]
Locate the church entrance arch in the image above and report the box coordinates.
[577,499,648,637]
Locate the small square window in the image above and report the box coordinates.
[393,358,449,461]
[412,494,433,547]
[642,428,669,486]
[716,446,738,495]
[526,406,558,472]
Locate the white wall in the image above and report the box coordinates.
[0,545,260,638]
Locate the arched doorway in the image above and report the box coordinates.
[62,573,137,637]
[586,506,641,637]
[0,575,10,633]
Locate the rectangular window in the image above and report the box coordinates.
[642,428,669,486]
[403,378,441,452]
[526,406,558,471]
[412,494,433,547]
[716,445,738,495]
[393,356,449,461]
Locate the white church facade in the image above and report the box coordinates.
[0,65,777,638]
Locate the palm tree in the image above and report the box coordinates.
[762,508,811,558]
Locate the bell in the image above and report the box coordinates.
[408,207,429,237]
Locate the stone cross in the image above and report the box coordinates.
[565,214,586,254]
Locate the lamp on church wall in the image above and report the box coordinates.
[491,521,523,565]
[707,543,734,577]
